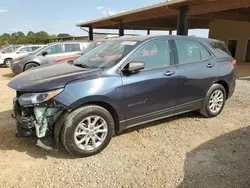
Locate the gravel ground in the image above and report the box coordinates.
[0,68,250,188]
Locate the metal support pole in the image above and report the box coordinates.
[89,26,93,41]
[119,22,124,36]
[147,29,150,35]
[177,5,189,35]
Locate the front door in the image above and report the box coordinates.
[120,39,178,127]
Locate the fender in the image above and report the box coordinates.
[53,96,125,148]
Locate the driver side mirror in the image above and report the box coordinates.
[67,60,74,64]
[42,51,48,56]
[122,61,145,74]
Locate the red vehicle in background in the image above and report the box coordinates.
[52,40,105,64]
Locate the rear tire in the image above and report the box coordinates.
[24,63,39,71]
[61,105,114,157]
[200,84,226,118]
[4,58,12,67]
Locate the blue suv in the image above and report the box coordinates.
[8,35,236,157]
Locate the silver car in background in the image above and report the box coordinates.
[11,41,91,74]
[0,45,43,67]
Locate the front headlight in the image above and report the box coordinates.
[18,88,64,106]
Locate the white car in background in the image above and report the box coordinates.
[0,45,43,67]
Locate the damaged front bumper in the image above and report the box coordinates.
[12,96,67,150]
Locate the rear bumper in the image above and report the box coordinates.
[228,82,236,99]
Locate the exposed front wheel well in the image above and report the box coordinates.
[24,62,40,71]
[4,58,12,62]
[215,80,229,99]
[84,101,120,134]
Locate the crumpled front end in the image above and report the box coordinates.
[12,90,67,150]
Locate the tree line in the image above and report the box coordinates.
[0,31,71,46]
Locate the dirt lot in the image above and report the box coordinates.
[0,68,250,188]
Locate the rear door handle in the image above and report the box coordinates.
[164,71,175,76]
[206,63,214,68]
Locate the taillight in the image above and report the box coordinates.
[232,59,236,68]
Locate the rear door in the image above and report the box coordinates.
[57,43,82,62]
[173,39,218,106]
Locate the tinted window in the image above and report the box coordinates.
[199,43,211,60]
[65,44,80,52]
[210,41,231,56]
[130,40,170,69]
[41,44,63,55]
[19,47,33,53]
[175,40,211,64]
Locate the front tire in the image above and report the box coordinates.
[24,63,39,71]
[4,58,12,67]
[61,105,114,157]
[200,84,226,118]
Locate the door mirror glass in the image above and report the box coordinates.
[123,61,145,73]
[42,51,48,56]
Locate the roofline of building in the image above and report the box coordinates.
[76,0,186,27]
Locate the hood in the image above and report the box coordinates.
[15,53,32,60]
[8,62,103,92]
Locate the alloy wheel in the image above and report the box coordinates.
[5,60,11,67]
[74,116,108,151]
[209,90,224,113]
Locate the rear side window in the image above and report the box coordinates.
[175,40,211,64]
[210,41,231,56]
[65,44,80,52]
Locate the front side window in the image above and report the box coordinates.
[175,40,211,64]
[42,44,63,55]
[74,40,138,68]
[18,47,32,53]
[130,40,170,70]
[65,44,80,52]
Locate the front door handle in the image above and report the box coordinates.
[164,71,175,76]
[206,63,214,68]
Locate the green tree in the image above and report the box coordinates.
[57,33,71,38]
[27,31,35,44]
[0,31,67,45]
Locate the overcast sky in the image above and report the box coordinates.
[0,0,208,37]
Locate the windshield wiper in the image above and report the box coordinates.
[74,64,90,69]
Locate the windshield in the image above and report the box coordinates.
[74,40,138,68]
[79,41,104,55]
